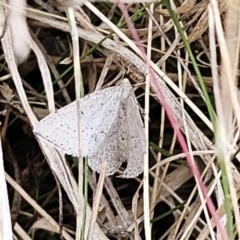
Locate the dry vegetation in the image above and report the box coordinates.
[0,0,240,239]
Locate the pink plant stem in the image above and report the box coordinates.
[117,2,228,239]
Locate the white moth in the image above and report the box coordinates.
[33,79,146,178]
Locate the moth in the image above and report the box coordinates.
[34,79,146,178]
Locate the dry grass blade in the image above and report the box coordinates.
[0,137,12,239]
[14,223,33,240]
[66,8,84,239]
[87,161,107,240]
[209,0,240,238]
[6,173,73,239]
[143,2,154,239]
[30,31,71,103]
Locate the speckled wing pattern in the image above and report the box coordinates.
[119,84,146,178]
[33,84,125,157]
[33,79,145,178]
[87,106,128,175]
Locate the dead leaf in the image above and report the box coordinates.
[0,83,14,102]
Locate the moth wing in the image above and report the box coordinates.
[33,100,79,156]
[119,92,146,178]
[33,85,123,156]
[87,106,128,175]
